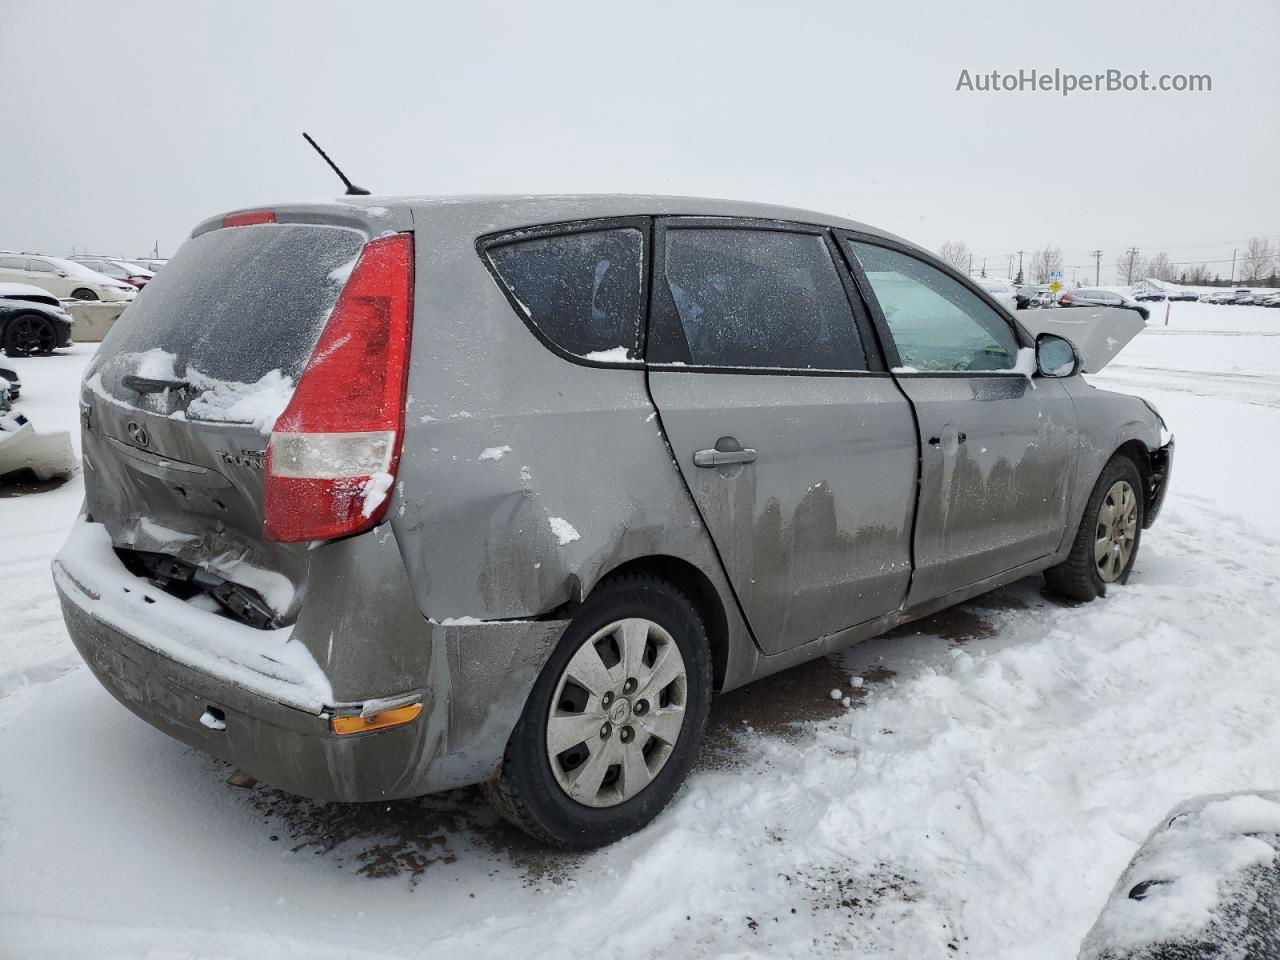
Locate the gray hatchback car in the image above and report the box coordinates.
[54,195,1173,847]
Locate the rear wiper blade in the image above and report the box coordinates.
[122,374,192,395]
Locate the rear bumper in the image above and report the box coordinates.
[59,588,427,801]
[53,517,567,802]
[1144,437,1174,528]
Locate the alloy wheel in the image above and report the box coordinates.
[1095,480,1138,582]
[6,317,55,355]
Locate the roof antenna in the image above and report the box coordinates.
[302,132,370,196]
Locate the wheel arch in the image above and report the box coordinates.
[1112,438,1157,515]
[592,554,731,692]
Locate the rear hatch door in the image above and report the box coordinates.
[80,209,387,624]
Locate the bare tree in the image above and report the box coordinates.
[1029,245,1064,284]
[1143,252,1176,282]
[1239,237,1276,283]
[1182,263,1211,285]
[938,241,972,273]
[1115,248,1141,285]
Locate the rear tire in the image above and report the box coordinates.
[70,287,97,301]
[1045,455,1145,602]
[482,573,711,848]
[2,314,57,357]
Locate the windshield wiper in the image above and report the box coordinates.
[122,374,193,395]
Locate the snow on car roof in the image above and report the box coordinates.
[25,255,120,280]
[0,282,60,303]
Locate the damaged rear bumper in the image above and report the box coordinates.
[53,517,568,802]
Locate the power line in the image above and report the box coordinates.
[967,233,1280,263]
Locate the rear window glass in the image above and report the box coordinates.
[89,223,363,409]
[656,228,865,370]
[486,228,644,361]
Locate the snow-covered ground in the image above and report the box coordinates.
[2,302,1279,959]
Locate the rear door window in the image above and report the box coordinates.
[847,241,1019,372]
[485,227,644,361]
[653,226,867,370]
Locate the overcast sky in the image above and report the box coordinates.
[3,0,1277,281]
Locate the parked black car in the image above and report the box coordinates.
[0,285,75,356]
[1059,288,1151,321]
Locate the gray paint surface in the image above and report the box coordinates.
[894,373,1077,605]
[650,370,916,654]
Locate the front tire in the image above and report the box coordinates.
[70,287,98,301]
[482,573,712,848]
[1045,455,1145,602]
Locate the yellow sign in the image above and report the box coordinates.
[1049,280,1063,292]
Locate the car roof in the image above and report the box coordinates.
[215,193,925,254]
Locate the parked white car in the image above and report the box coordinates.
[975,277,1018,312]
[0,253,137,302]
[70,257,155,289]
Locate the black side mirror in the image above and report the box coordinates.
[1035,333,1080,378]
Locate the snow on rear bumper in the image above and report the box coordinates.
[53,515,571,800]
[52,516,331,712]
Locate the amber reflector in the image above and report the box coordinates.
[330,703,423,736]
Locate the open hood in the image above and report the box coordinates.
[1014,306,1147,374]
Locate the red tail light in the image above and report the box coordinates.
[223,210,277,228]
[264,233,414,542]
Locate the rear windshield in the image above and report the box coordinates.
[89,223,364,418]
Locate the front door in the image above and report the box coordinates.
[843,238,1078,605]
[647,220,918,655]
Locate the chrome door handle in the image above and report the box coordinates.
[693,447,757,468]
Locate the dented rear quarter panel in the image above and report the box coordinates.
[386,199,757,686]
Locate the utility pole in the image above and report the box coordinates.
[967,253,973,276]
[1016,250,1025,284]
[1124,247,1139,285]
[1230,248,1237,283]
[981,257,987,278]
[1092,249,1102,286]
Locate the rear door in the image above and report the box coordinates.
[0,255,29,287]
[841,236,1078,606]
[26,258,73,298]
[80,215,371,622]
[647,219,918,655]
